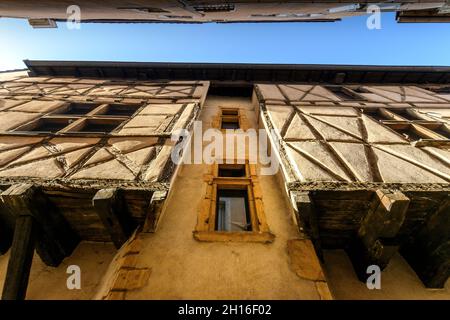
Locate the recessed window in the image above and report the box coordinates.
[433,125,450,139]
[390,109,423,121]
[12,102,142,134]
[216,189,251,232]
[54,103,99,115]
[29,118,76,133]
[194,163,273,242]
[220,109,240,129]
[100,104,140,117]
[218,164,246,177]
[394,125,423,141]
[73,119,122,133]
[325,86,359,101]
[362,108,391,121]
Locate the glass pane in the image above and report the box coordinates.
[216,189,251,232]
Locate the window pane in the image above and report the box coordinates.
[54,103,99,115]
[216,189,251,232]
[218,165,246,177]
[221,120,239,129]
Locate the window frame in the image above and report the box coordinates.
[193,162,274,243]
[12,101,142,134]
[361,107,449,144]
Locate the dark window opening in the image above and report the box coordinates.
[29,118,75,133]
[74,120,122,133]
[396,128,422,141]
[391,109,422,121]
[325,86,359,100]
[218,164,246,177]
[222,109,239,116]
[388,125,423,141]
[433,126,450,139]
[54,103,99,115]
[101,104,141,117]
[362,109,391,121]
[221,109,240,129]
[221,119,240,129]
[216,189,251,232]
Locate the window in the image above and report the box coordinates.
[194,163,274,242]
[325,86,360,101]
[53,103,99,115]
[220,108,240,129]
[360,107,449,143]
[362,108,392,121]
[28,118,76,133]
[13,102,142,134]
[73,119,123,133]
[216,189,251,232]
[218,164,246,177]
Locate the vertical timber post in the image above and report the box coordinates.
[1,184,37,300]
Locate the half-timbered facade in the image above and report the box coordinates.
[0,62,448,299]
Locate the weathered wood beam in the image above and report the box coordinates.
[401,194,450,288]
[1,184,80,267]
[1,215,36,300]
[93,188,136,249]
[347,189,410,281]
[291,191,323,260]
[143,190,168,233]
[0,201,14,255]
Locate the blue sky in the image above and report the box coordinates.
[0,12,449,71]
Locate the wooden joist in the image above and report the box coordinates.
[1,184,80,266]
[401,194,450,288]
[347,189,410,281]
[291,191,322,260]
[93,188,137,249]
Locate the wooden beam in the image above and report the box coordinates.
[93,188,136,249]
[347,189,410,281]
[1,184,80,267]
[0,201,14,255]
[401,194,450,288]
[143,190,167,233]
[291,191,323,260]
[1,215,36,300]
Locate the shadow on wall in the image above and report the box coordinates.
[323,249,450,300]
